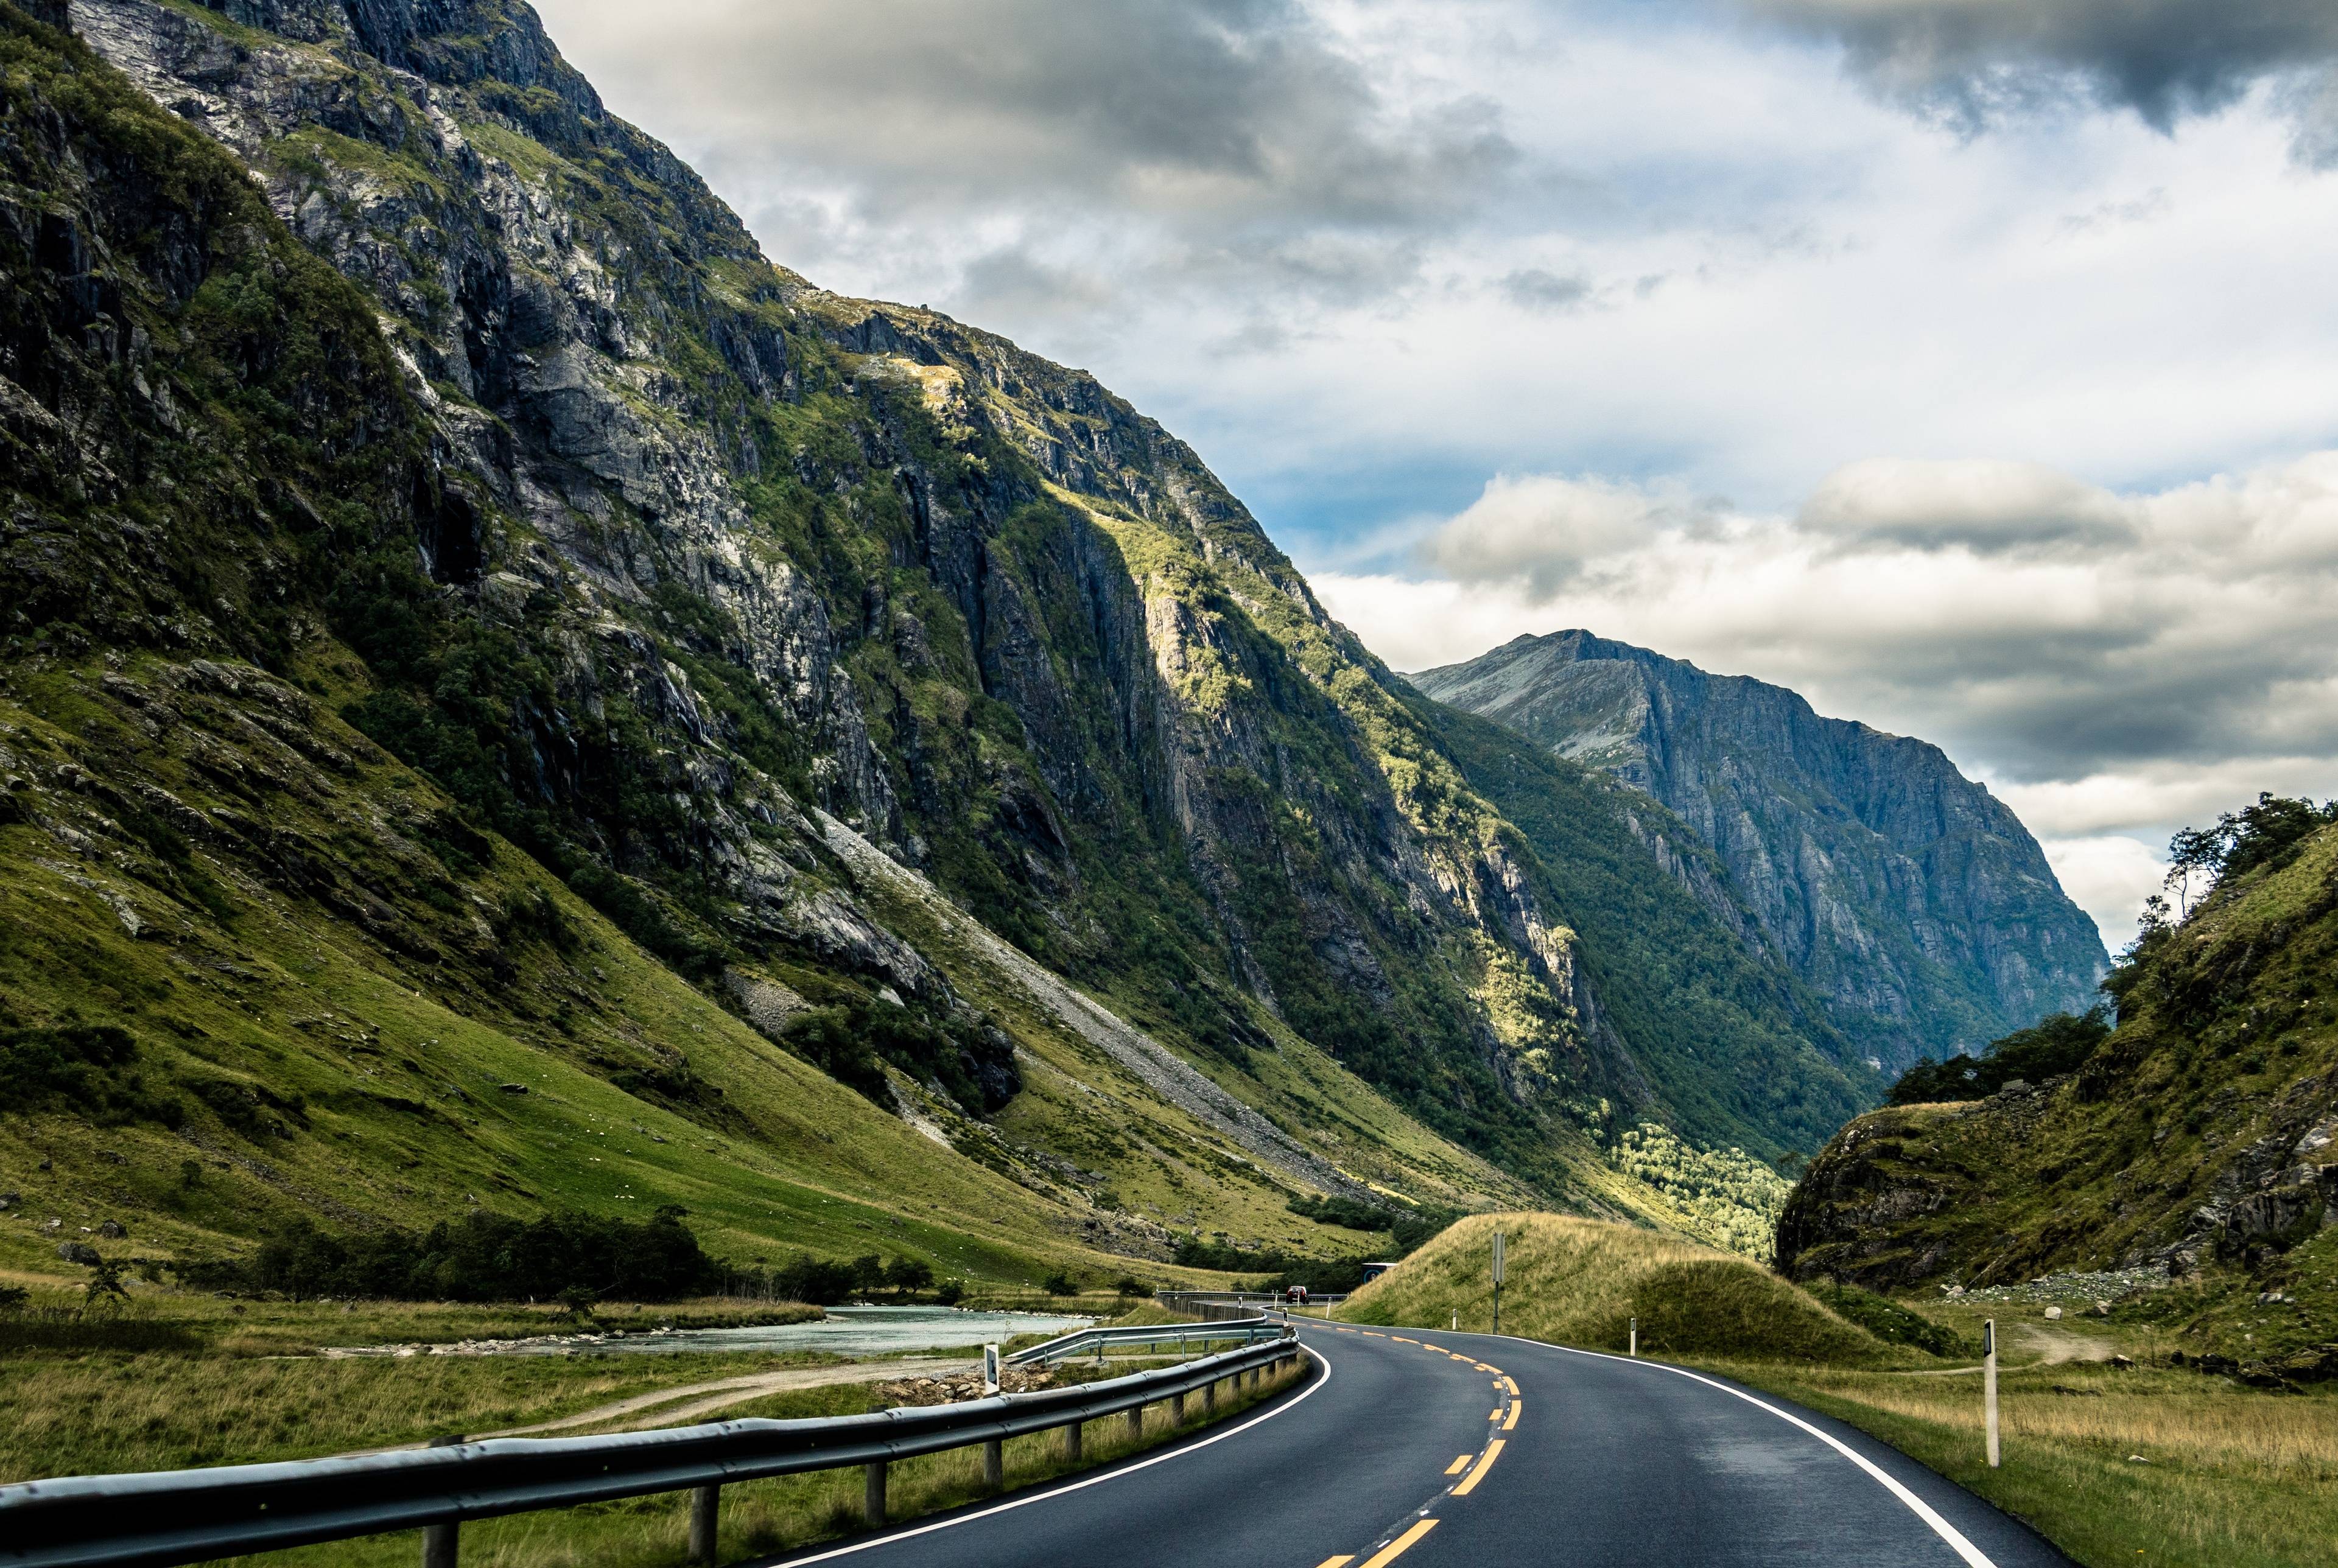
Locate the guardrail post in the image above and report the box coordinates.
[864,1461,887,1529]
[1203,1377,1217,1414]
[688,1484,719,1567]
[1170,1391,1185,1425]
[983,1438,1002,1489]
[1062,1419,1082,1463]
[1126,1401,1143,1438]
[421,1435,463,1568]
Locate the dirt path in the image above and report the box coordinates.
[354,1356,981,1452]
[1892,1320,2116,1377]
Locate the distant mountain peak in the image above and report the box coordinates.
[1410,628,2107,1068]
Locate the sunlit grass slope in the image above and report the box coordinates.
[1338,1213,1889,1363]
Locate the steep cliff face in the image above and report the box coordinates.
[1409,631,2107,1069]
[1776,821,2338,1364]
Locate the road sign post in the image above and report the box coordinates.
[1491,1230,1506,1334]
[1982,1319,1999,1468]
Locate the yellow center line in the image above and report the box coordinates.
[1358,1519,1439,1568]
[1420,1342,1447,1352]
[1450,1354,1471,1362]
[1502,1376,1519,1396]
[1315,1558,1356,1568]
[1444,1454,1470,1475]
[1489,1408,1502,1419]
[1452,1438,1506,1497]
[1362,1331,1386,1338]
[1392,1337,1418,1344]
[1503,1400,1522,1431]
[1473,1362,1496,1371]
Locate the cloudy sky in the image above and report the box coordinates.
[536,0,2338,949]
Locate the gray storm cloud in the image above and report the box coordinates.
[1395,455,2338,780]
[1727,0,2338,155]
[541,0,1518,312]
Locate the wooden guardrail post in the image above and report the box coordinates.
[421,1435,463,1568]
[1062,1419,1082,1463]
[983,1438,1002,1489]
[1127,1401,1143,1438]
[687,1484,718,1566]
[864,1461,886,1529]
[1170,1391,1185,1424]
[1203,1377,1216,1414]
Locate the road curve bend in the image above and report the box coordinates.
[757,1320,2074,1568]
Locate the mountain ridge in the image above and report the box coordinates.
[1408,628,2107,1069]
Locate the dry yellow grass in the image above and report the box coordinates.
[0,1352,826,1482]
[1724,1360,2338,1568]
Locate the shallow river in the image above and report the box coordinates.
[331,1304,1095,1359]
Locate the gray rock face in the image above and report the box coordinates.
[1411,630,2107,1067]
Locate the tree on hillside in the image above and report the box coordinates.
[2163,793,2337,915]
[1886,1006,2113,1105]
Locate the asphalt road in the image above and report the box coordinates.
[762,1320,2075,1568]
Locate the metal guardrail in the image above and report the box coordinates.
[0,1335,1302,1568]
[1005,1314,1285,1366]
[1156,1291,1348,1317]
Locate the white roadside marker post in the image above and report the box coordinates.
[1629,1317,1637,1358]
[1983,1319,2000,1468]
[1491,1230,1505,1334]
[981,1343,1003,1486]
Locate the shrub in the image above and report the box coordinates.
[219,1206,721,1302]
[1041,1271,1077,1297]
[1805,1280,1967,1357]
[782,1000,1020,1113]
[0,1024,186,1127]
[1889,1007,2113,1105]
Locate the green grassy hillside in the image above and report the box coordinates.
[1338,1213,1888,1363]
[1778,811,2338,1374]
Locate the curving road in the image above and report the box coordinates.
[760,1320,2074,1568]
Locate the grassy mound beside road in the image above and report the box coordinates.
[1336,1213,1890,1363]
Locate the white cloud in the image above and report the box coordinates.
[1418,472,1719,595]
[2030,835,2169,951]
[1798,458,2133,553]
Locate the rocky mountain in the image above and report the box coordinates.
[0,0,1873,1283]
[1775,810,2337,1377]
[1408,630,2107,1070]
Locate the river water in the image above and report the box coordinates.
[328,1304,1096,1359]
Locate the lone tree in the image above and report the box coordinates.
[885,1257,934,1300]
[82,1255,131,1317]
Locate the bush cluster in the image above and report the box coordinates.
[0,1025,185,1127]
[1609,1123,1791,1261]
[187,1208,720,1303]
[781,999,1020,1114]
[1887,1007,2112,1106]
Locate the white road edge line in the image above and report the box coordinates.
[767,1346,1334,1566]
[1467,1330,2001,1568]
